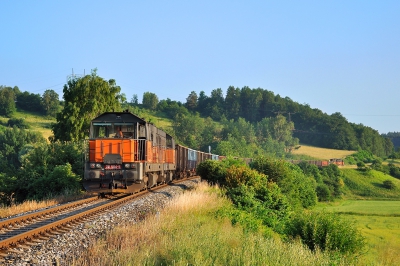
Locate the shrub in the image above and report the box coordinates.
[197,160,227,186]
[251,156,317,209]
[315,184,331,201]
[383,180,396,190]
[285,211,365,255]
[7,118,30,129]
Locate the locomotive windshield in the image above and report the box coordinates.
[91,122,135,139]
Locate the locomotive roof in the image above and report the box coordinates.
[91,111,147,124]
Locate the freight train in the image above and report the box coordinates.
[287,159,345,167]
[83,111,343,195]
[83,111,220,195]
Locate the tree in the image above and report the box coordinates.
[16,91,42,112]
[142,92,159,110]
[224,86,241,120]
[185,91,198,111]
[41,89,60,117]
[52,69,121,142]
[130,94,139,105]
[0,86,16,116]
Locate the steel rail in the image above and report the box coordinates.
[0,196,99,229]
[0,177,198,251]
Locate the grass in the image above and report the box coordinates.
[340,169,400,200]
[71,182,351,266]
[0,109,55,141]
[318,200,400,265]
[291,144,355,160]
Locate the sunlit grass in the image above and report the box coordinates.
[291,144,355,160]
[0,110,55,141]
[341,169,400,200]
[318,200,400,265]
[0,193,87,219]
[72,182,351,266]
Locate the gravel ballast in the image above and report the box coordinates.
[2,179,200,266]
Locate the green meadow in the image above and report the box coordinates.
[318,200,400,265]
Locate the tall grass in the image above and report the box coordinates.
[0,191,87,218]
[72,182,351,266]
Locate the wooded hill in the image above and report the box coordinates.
[179,86,393,157]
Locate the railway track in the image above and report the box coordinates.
[0,177,197,254]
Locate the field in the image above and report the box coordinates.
[318,200,400,265]
[291,145,355,160]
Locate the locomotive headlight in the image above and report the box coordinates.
[96,163,102,169]
[124,163,130,169]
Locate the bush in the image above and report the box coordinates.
[251,156,317,209]
[7,118,30,129]
[285,211,365,255]
[197,160,227,186]
[383,180,396,190]
[315,184,331,201]
[224,166,291,231]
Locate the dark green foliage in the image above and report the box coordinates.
[250,157,317,209]
[52,70,121,141]
[388,163,400,179]
[0,127,46,172]
[285,211,365,254]
[142,92,159,110]
[7,118,30,129]
[26,164,81,200]
[383,180,396,190]
[316,184,332,201]
[297,162,344,201]
[0,86,16,116]
[225,166,290,231]
[15,141,84,202]
[16,91,42,112]
[41,89,60,117]
[157,98,188,119]
[348,150,375,164]
[199,159,291,232]
[187,86,393,156]
[197,160,228,186]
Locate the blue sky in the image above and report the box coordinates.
[1,1,399,134]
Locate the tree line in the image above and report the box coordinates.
[0,85,60,117]
[139,86,393,157]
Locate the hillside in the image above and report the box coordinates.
[0,109,54,141]
[291,145,355,160]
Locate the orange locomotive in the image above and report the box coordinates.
[83,111,218,195]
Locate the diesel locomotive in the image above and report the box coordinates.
[83,111,218,195]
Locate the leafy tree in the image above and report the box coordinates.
[41,89,60,117]
[172,113,205,149]
[251,157,317,209]
[0,86,16,116]
[130,94,139,105]
[157,98,188,119]
[16,91,42,112]
[185,91,198,111]
[224,86,241,120]
[142,92,159,110]
[15,141,83,201]
[52,69,121,141]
